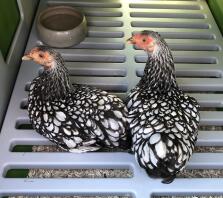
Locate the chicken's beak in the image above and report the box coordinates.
[127,37,134,44]
[22,54,32,61]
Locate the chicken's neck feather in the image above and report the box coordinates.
[139,42,178,93]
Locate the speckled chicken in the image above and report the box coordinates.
[22,46,129,152]
[126,31,200,183]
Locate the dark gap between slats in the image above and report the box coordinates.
[195,146,223,153]
[15,120,223,131]
[19,101,222,111]
[72,42,125,50]
[11,145,223,153]
[38,68,127,77]
[15,114,223,130]
[177,169,223,178]
[199,107,222,111]
[130,12,205,19]
[5,168,132,178]
[135,56,217,64]
[131,21,209,29]
[25,81,128,93]
[21,92,127,110]
[11,145,127,153]
[136,70,221,78]
[25,84,30,92]
[134,44,220,51]
[199,126,223,131]
[60,59,126,64]
[186,91,223,94]
[129,3,201,10]
[20,99,28,109]
[11,145,63,152]
[75,82,127,93]
[174,75,221,78]
[25,82,128,94]
[132,31,215,40]
[15,123,33,130]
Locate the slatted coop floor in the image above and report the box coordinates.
[1,0,223,197]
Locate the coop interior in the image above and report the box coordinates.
[0,0,223,197]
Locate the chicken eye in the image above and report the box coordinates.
[142,38,146,42]
[39,54,44,58]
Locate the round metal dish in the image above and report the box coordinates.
[37,6,87,48]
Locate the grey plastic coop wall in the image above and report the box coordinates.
[0,0,38,128]
[1,0,223,197]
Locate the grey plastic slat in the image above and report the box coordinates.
[65,63,127,77]
[189,94,223,107]
[135,51,221,64]
[9,130,223,147]
[197,131,223,146]
[77,7,123,17]
[48,0,122,8]
[2,178,223,197]
[13,111,223,127]
[1,0,223,197]
[176,78,223,91]
[1,152,223,170]
[88,27,125,38]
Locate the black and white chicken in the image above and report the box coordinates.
[126,31,200,183]
[22,46,130,153]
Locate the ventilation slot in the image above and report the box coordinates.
[131,21,209,29]
[135,55,217,64]
[11,144,129,152]
[195,146,223,153]
[15,119,32,130]
[133,31,215,40]
[12,145,34,152]
[134,44,220,51]
[69,77,128,92]
[178,169,223,178]
[130,12,205,19]
[25,83,30,92]
[20,99,28,109]
[48,1,122,8]
[5,168,132,178]
[199,125,223,131]
[136,70,222,79]
[129,3,201,10]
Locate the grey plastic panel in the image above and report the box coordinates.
[0,0,223,197]
[0,0,38,128]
